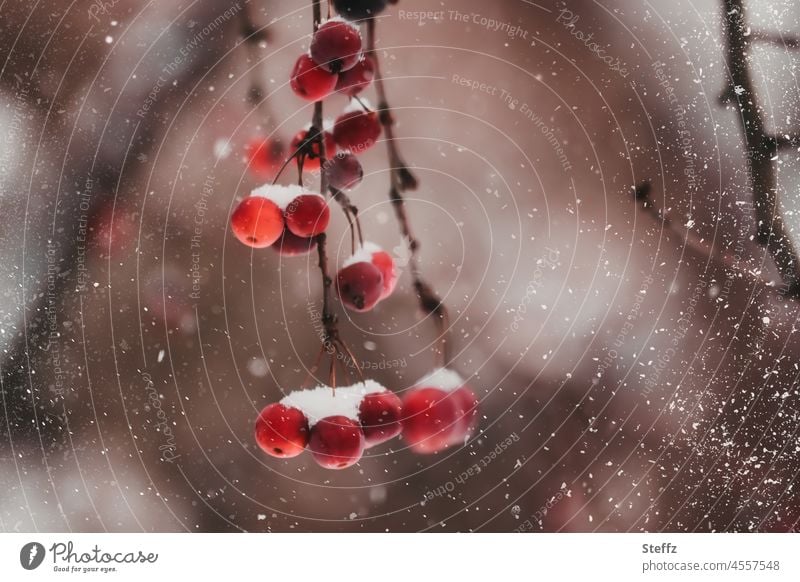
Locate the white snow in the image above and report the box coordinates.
[251,184,320,210]
[343,98,372,114]
[321,16,362,36]
[414,367,465,392]
[343,241,382,267]
[280,380,385,426]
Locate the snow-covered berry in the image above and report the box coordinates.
[230,196,284,248]
[310,19,363,73]
[359,390,402,447]
[336,56,374,97]
[285,194,330,238]
[254,403,310,458]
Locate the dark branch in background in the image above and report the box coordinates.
[721,0,800,295]
[366,17,451,367]
[633,181,788,291]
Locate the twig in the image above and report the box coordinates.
[309,0,364,387]
[721,0,800,295]
[366,17,451,367]
[633,181,788,292]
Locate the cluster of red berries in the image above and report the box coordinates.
[254,369,479,469]
[230,184,330,255]
[255,380,402,469]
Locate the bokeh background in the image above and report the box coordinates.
[1,0,800,532]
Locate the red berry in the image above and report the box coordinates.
[290,54,338,102]
[359,391,402,447]
[448,386,479,444]
[285,194,330,238]
[370,250,397,300]
[245,136,285,178]
[336,261,384,312]
[323,152,363,191]
[272,227,319,256]
[333,0,388,20]
[310,20,362,73]
[231,196,284,248]
[255,403,310,458]
[291,128,337,171]
[308,415,365,469]
[335,56,374,96]
[333,110,381,152]
[401,387,459,454]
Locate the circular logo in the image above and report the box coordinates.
[19,542,46,570]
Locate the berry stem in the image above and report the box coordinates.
[366,17,452,367]
[330,186,364,252]
[309,0,364,387]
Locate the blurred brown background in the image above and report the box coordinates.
[1,0,799,532]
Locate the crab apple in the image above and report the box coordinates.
[370,249,398,300]
[333,109,381,152]
[245,136,285,178]
[230,196,284,248]
[359,391,402,447]
[337,261,384,312]
[272,228,318,256]
[335,56,374,97]
[400,387,459,454]
[308,415,365,469]
[254,403,310,458]
[323,152,363,191]
[448,386,479,444]
[290,54,338,102]
[332,0,388,20]
[291,127,337,171]
[285,194,330,238]
[310,20,362,73]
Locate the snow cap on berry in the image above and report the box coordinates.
[414,367,465,393]
[343,241,384,267]
[280,380,385,426]
[321,15,362,33]
[251,184,322,211]
[301,118,335,133]
[342,98,373,114]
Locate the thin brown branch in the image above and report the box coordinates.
[751,30,800,48]
[634,181,791,294]
[722,0,800,295]
[366,17,452,366]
